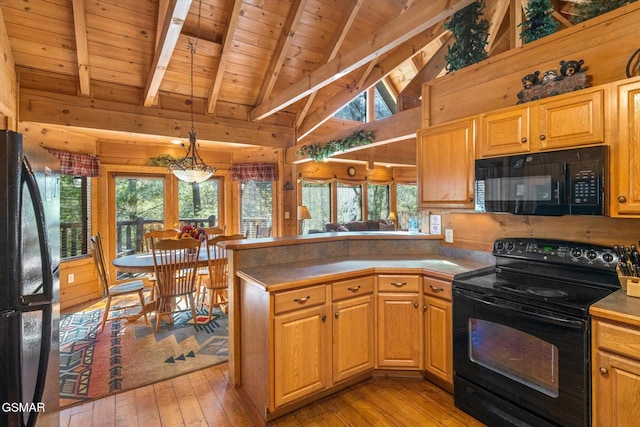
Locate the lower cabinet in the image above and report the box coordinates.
[332,276,375,383]
[423,276,453,391]
[592,317,640,426]
[273,286,329,407]
[377,274,422,368]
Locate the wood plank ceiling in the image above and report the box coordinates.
[1,0,584,165]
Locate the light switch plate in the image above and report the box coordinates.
[445,229,454,243]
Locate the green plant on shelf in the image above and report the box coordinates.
[296,130,375,162]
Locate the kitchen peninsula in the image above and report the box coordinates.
[220,232,490,422]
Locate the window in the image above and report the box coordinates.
[337,182,362,223]
[367,183,390,220]
[60,175,90,260]
[335,92,366,122]
[240,180,273,238]
[114,176,165,257]
[178,178,221,227]
[301,181,331,234]
[396,183,418,229]
[374,82,396,119]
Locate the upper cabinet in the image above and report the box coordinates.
[417,118,476,209]
[477,88,605,158]
[610,78,640,217]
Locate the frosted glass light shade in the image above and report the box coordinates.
[172,169,213,183]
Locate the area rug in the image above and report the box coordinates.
[58,305,228,407]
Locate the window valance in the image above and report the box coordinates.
[47,149,100,177]
[231,163,278,181]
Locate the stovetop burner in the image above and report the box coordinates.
[496,284,575,300]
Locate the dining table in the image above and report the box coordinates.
[112,247,213,274]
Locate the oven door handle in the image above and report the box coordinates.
[455,289,585,330]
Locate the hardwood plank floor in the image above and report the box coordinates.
[60,363,485,427]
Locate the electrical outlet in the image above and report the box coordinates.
[445,229,454,243]
[67,273,75,284]
[284,211,290,219]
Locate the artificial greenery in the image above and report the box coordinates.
[520,0,558,43]
[296,130,375,162]
[444,0,490,73]
[573,0,637,23]
[147,153,181,167]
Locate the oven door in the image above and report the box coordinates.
[453,288,589,427]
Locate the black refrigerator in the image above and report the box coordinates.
[0,130,60,427]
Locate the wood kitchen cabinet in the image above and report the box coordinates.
[332,276,375,383]
[423,276,453,392]
[273,285,329,407]
[610,77,640,217]
[377,274,422,369]
[417,118,476,209]
[592,317,640,426]
[477,88,605,158]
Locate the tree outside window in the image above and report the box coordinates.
[240,180,273,237]
[301,181,331,234]
[367,183,390,220]
[60,175,90,260]
[337,182,362,223]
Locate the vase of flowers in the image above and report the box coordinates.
[178,225,206,241]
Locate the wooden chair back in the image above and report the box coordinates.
[202,225,226,238]
[144,228,179,252]
[204,234,245,291]
[89,232,111,297]
[256,225,272,238]
[151,238,201,299]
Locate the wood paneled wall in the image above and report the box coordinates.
[0,8,16,126]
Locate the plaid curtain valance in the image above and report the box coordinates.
[231,163,278,181]
[47,149,100,177]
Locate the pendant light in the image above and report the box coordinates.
[168,0,215,184]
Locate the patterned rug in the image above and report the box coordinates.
[58,305,228,407]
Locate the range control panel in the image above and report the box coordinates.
[493,238,617,269]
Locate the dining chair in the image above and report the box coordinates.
[198,234,245,320]
[150,237,201,331]
[144,228,179,252]
[256,224,272,238]
[89,232,149,333]
[202,225,226,237]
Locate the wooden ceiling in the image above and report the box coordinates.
[1,0,586,164]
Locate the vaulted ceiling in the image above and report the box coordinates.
[1,0,586,164]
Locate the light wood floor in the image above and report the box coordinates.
[60,363,485,427]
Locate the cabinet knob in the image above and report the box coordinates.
[618,196,628,204]
[347,285,361,292]
[413,302,419,308]
[335,312,340,318]
[321,315,327,322]
[521,137,527,143]
[293,296,311,304]
[429,285,445,293]
[599,367,609,375]
[539,134,546,141]
[423,305,427,312]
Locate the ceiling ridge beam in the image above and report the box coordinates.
[206,0,243,114]
[143,0,192,107]
[71,0,91,96]
[250,0,474,122]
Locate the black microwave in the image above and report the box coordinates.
[475,146,607,216]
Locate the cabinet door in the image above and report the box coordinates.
[377,293,421,368]
[478,107,530,157]
[593,351,640,426]
[535,89,604,150]
[274,305,328,407]
[332,295,374,383]
[417,119,476,209]
[611,80,640,216]
[423,295,453,387]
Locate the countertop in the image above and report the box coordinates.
[590,290,640,327]
[236,255,492,292]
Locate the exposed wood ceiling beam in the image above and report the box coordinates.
[296,0,363,129]
[511,0,524,48]
[143,0,191,107]
[552,10,574,28]
[20,89,294,148]
[250,0,475,122]
[297,24,447,141]
[398,33,452,111]
[257,0,308,105]
[71,0,90,96]
[287,107,421,164]
[486,0,510,51]
[206,0,243,114]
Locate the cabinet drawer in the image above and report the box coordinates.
[378,275,420,292]
[596,320,640,361]
[274,285,326,314]
[424,277,452,301]
[332,276,374,301]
